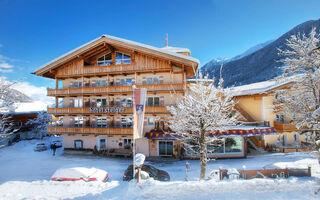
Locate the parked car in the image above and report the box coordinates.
[123,164,170,181]
[34,143,48,152]
[51,140,62,148]
[52,167,109,182]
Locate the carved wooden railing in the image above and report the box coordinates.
[47,126,133,136]
[47,83,184,96]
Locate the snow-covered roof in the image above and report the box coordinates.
[12,101,47,114]
[161,46,191,53]
[35,35,199,74]
[231,78,294,97]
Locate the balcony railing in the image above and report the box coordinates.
[47,106,171,115]
[47,125,133,136]
[273,121,298,132]
[47,82,185,96]
[55,63,171,78]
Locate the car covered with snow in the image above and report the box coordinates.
[123,164,170,181]
[34,143,48,152]
[51,167,109,182]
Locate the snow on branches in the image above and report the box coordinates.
[26,111,52,139]
[167,74,239,179]
[0,77,17,139]
[275,27,320,130]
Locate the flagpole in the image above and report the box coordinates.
[132,84,136,180]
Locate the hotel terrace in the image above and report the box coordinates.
[34,35,299,159]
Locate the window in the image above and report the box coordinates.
[74,99,83,108]
[276,114,286,123]
[147,117,155,126]
[97,53,112,66]
[120,98,132,107]
[159,141,173,156]
[96,98,107,107]
[74,140,83,149]
[147,97,160,106]
[225,137,243,153]
[56,117,63,126]
[121,117,133,128]
[72,81,82,88]
[73,116,84,127]
[95,79,107,87]
[96,117,107,128]
[115,52,131,64]
[120,78,132,86]
[146,77,159,85]
[123,139,132,149]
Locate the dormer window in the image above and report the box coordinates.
[115,52,131,64]
[97,53,112,66]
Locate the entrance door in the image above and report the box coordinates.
[159,141,173,156]
[100,139,106,150]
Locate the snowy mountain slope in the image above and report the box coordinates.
[202,19,320,87]
[202,40,274,75]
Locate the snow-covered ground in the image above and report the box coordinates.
[0,139,319,200]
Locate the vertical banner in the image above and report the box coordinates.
[133,88,147,139]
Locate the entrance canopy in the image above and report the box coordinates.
[145,126,277,140]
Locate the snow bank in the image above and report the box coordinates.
[51,167,108,182]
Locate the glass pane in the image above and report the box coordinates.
[225,137,243,153]
[116,52,122,59]
[147,97,153,106]
[154,97,160,106]
[123,54,130,59]
[97,55,104,61]
[153,77,159,84]
[166,142,173,155]
[159,142,166,155]
[147,78,153,85]
[126,79,132,85]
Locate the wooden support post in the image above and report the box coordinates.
[308,166,311,177]
[56,79,59,89]
[242,165,246,179]
[55,97,58,108]
[219,167,222,180]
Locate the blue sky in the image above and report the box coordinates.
[0,0,319,91]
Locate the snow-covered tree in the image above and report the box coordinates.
[275,27,320,143]
[26,111,53,139]
[167,75,239,180]
[0,77,17,139]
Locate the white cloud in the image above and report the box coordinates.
[12,81,53,106]
[0,62,13,73]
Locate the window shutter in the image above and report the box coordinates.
[115,118,120,127]
[144,119,147,126]
[142,77,146,85]
[91,98,96,107]
[91,80,96,87]
[159,76,164,84]
[69,99,74,108]
[132,79,136,85]
[116,79,120,86]
[116,98,120,107]
[69,82,73,88]
[160,96,164,106]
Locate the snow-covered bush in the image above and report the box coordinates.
[167,74,239,180]
[26,111,53,139]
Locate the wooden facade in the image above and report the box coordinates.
[34,35,198,154]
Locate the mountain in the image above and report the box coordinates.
[8,88,33,103]
[201,19,320,87]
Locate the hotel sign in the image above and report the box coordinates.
[90,107,125,113]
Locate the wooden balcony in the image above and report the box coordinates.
[47,83,185,96]
[47,126,133,136]
[55,63,171,78]
[274,121,298,132]
[47,106,170,115]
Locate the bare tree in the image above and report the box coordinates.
[275,27,320,144]
[167,75,239,180]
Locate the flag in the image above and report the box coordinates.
[133,88,147,139]
[165,34,168,47]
